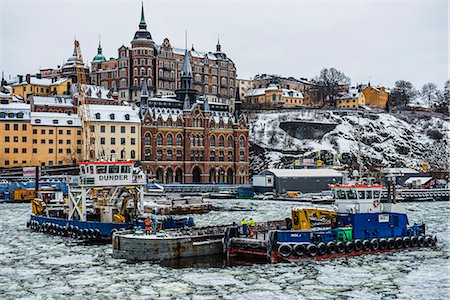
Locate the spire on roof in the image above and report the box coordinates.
[183,94,191,110]
[203,96,210,112]
[191,44,195,51]
[141,79,148,97]
[181,50,192,78]
[216,34,221,52]
[139,1,146,29]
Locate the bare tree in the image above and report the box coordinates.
[312,68,351,107]
[389,80,418,109]
[421,82,439,107]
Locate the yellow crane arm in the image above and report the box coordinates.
[291,208,337,230]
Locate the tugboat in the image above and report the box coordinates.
[224,179,437,263]
[27,161,194,240]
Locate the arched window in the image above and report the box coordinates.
[239,136,245,148]
[121,149,126,160]
[131,150,135,159]
[228,136,233,147]
[167,134,173,146]
[272,94,276,101]
[144,133,151,146]
[157,134,163,146]
[140,68,145,76]
[219,135,224,147]
[144,149,151,160]
[176,134,182,146]
[147,68,151,76]
[134,68,138,76]
[210,135,216,147]
[134,79,138,86]
[210,151,215,161]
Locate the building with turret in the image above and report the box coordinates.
[138,50,249,184]
[91,3,237,111]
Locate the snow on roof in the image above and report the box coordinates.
[336,89,361,100]
[30,112,81,126]
[264,168,343,178]
[32,95,74,107]
[245,88,266,97]
[282,89,303,98]
[11,77,70,87]
[74,84,113,100]
[404,177,433,185]
[84,104,140,123]
[0,102,31,119]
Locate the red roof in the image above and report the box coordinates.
[77,161,135,165]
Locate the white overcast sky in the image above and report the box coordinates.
[0,0,448,89]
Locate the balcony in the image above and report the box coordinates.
[158,76,175,82]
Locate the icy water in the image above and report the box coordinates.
[0,200,449,300]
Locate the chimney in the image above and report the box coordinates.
[18,75,23,83]
[26,74,31,84]
[36,73,42,79]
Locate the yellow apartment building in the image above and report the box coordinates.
[244,84,304,109]
[362,85,388,108]
[11,76,71,101]
[84,104,141,161]
[0,103,32,168]
[29,112,83,166]
[336,90,366,109]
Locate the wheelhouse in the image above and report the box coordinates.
[77,161,146,187]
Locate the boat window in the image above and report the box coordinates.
[89,166,95,174]
[346,190,357,200]
[337,190,347,199]
[80,166,86,174]
[374,191,381,199]
[121,165,131,173]
[366,191,373,199]
[97,166,107,174]
[357,191,365,200]
[109,165,120,174]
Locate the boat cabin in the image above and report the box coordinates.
[77,161,146,187]
[37,188,64,204]
[330,184,384,214]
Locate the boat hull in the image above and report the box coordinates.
[112,233,224,261]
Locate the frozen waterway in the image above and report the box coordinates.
[0,200,448,299]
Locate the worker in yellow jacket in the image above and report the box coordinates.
[240,218,249,236]
[249,218,255,236]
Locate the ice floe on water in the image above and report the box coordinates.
[0,201,448,299]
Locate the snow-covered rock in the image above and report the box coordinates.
[248,109,449,175]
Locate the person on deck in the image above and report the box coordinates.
[240,218,249,236]
[249,218,255,236]
[145,217,151,235]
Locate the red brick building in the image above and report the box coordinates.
[138,52,249,184]
[91,3,237,111]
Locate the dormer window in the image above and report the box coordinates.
[35,119,41,124]
[53,119,59,124]
[110,113,115,120]
[0,112,5,118]
[67,120,73,125]
[8,113,14,118]
[124,114,130,121]
[95,113,100,120]
[16,113,24,118]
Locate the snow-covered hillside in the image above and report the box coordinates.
[248,109,449,174]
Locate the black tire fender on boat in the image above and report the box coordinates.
[354,239,363,252]
[336,241,345,253]
[94,229,101,239]
[88,229,95,239]
[379,238,388,250]
[387,238,395,249]
[73,226,80,238]
[395,237,403,249]
[370,238,380,251]
[26,220,31,228]
[410,236,419,247]
[418,236,425,247]
[345,241,354,253]
[326,241,336,254]
[362,240,371,251]
[424,236,433,247]
[317,242,327,256]
[306,243,318,257]
[278,243,292,257]
[293,243,306,256]
[402,237,411,248]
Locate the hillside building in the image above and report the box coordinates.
[244,84,305,109]
[361,84,389,108]
[336,89,365,108]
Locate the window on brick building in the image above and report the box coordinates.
[157,134,163,146]
[210,135,216,147]
[144,149,151,161]
[228,151,233,161]
[157,150,162,160]
[176,134,182,146]
[167,150,172,161]
[219,135,224,147]
[167,134,173,146]
[176,150,182,161]
[219,151,224,161]
[210,151,215,161]
[239,136,245,148]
